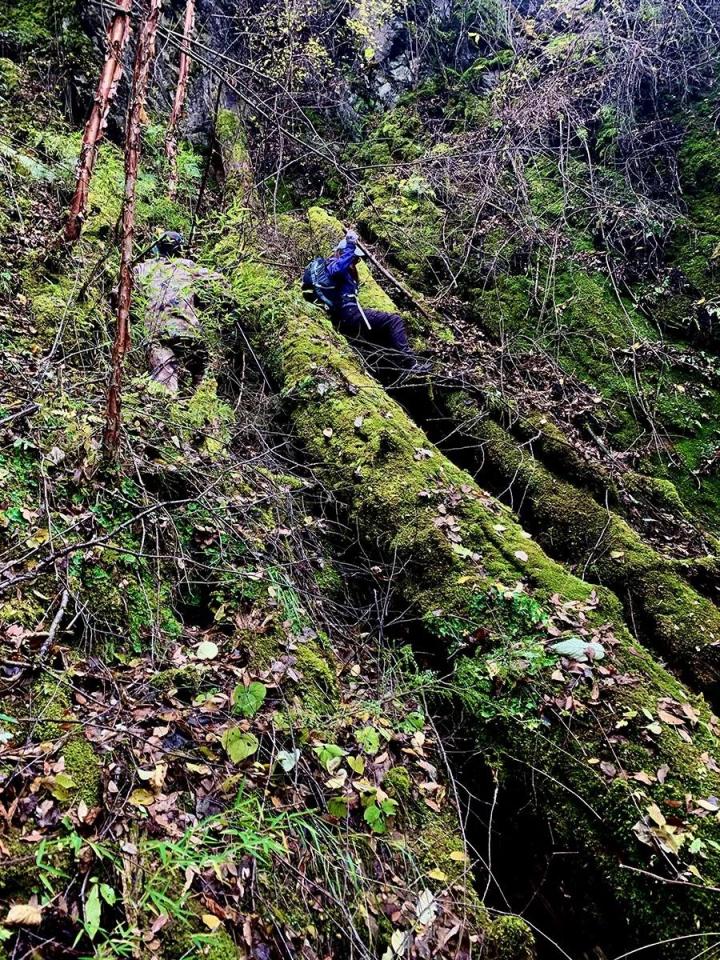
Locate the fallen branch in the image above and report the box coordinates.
[38,589,70,661]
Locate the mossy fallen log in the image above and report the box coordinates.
[283,204,720,695]
[440,394,720,695]
[216,240,720,954]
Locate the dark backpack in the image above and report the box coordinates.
[302,256,337,311]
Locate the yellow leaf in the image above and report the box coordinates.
[449,850,468,862]
[426,867,448,881]
[647,802,666,827]
[202,914,221,931]
[129,788,155,807]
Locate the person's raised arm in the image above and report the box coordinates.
[325,232,358,276]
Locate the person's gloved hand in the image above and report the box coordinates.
[345,229,359,244]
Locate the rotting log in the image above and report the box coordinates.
[65,0,133,244]
[165,0,195,200]
[212,248,720,956]
[103,0,162,457]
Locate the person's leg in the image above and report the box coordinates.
[362,309,413,360]
[333,308,363,340]
[148,342,180,392]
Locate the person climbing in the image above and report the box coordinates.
[134,230,222,393]
[306,229,430,374]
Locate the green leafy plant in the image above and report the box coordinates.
[232,681,267,718]
[221,728,259,763]
[363,796,399,834]
[355,726,380,755]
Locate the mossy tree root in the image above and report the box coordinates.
[439,394,720,696]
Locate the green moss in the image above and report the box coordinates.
[295,638,339,713]
[216,250,720,944]
[0,592,44,629]
[172,376,235,456]
[352,177,443,287]
[32,678,71,741]
[313,560,343,597]
[417,810,475,884]
[0,56,21,91]
[0,833,72,898]
[62,734,102,806]
[445,408,720,689]
[151,665,211,700]
[486,915,535,960]
[349,104,427,168]
[382,764,412,799]
[196,931,241,959]
[165,925,241,960]
[215,108,242,144]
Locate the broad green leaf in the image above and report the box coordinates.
[355,726,380,756]
[401,710,425,733]
[85,883,102,940]
[348,755,365,775]
[50,772,76,801]
[327,796,349,818]
[99,884,116,906]
[222,728,259,764]
[232,681,267,718]
[364,802,387,832]
[313,743,346,770]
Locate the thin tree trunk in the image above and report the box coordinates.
[65,0,133,244]
[165,0,196,200]
[103,0,162,458]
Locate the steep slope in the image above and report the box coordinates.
[3,0,720,958]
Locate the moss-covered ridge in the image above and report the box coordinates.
[440,393,720,694]
[218,233,720,951]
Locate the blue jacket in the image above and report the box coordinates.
[325,242,359,309]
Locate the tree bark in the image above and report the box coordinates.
[165,0,195,201]
[65,0,133,244]
[103,0,162,458]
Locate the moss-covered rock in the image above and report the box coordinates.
[62,734,102,806]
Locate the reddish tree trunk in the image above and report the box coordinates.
[165,0,196,200]
[65,0,133,244]
[103,0,162,458]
